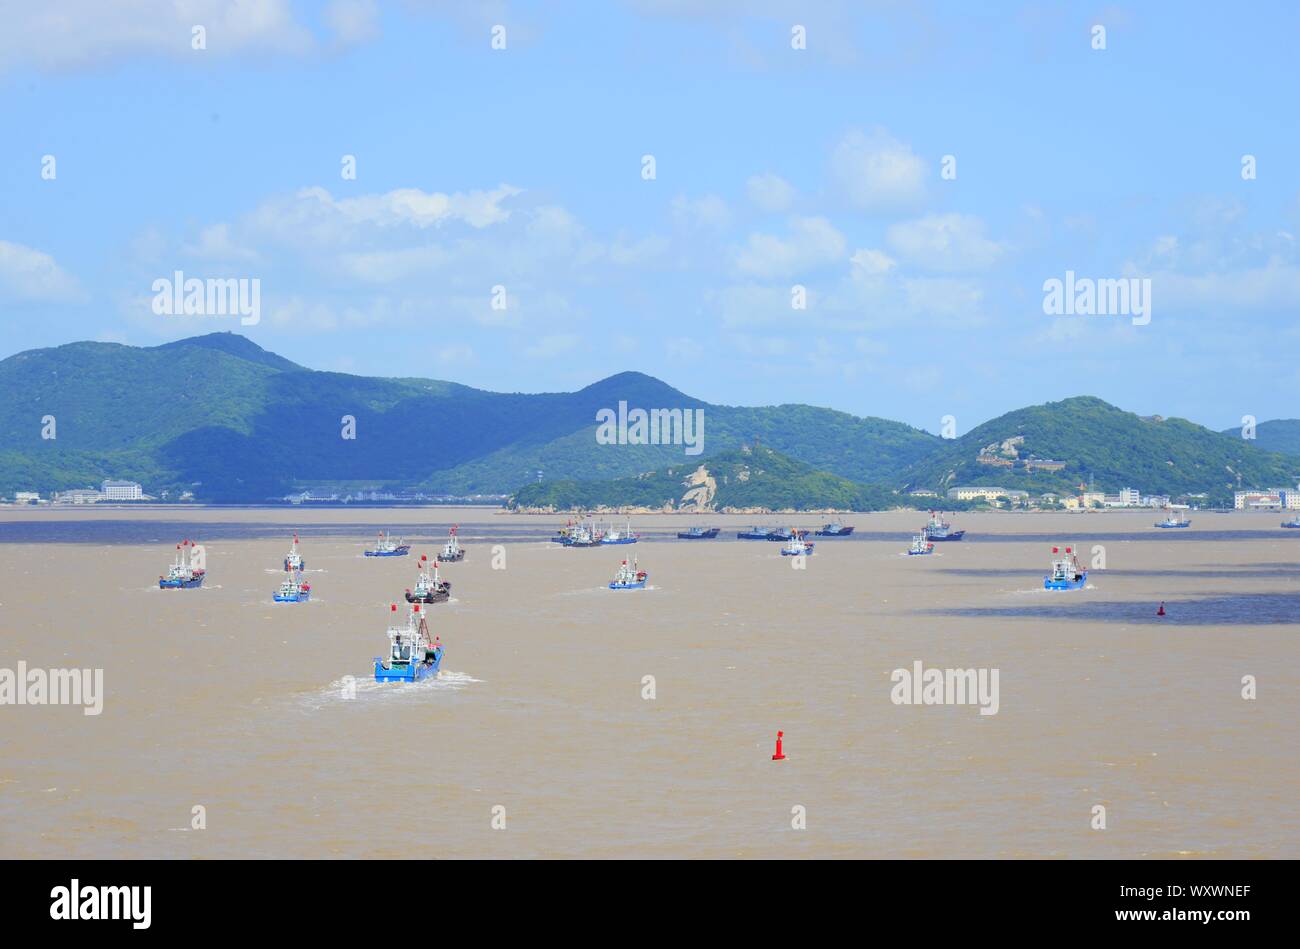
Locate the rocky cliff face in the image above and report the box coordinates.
[679,464,717,509]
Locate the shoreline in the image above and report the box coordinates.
[0,503,1251,517]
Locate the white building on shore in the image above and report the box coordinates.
[945,486,1029,504]
[1232,488,1294,509]
[56,488,105,504]
[1234,488,1300,510]
[101,480,143,500]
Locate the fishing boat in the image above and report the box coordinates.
[564,523,600,547]
[1282,517,1300,529]
[405,555,451,604]
[924,510,965,541]
[273,569,311,603]
[780,532,814,556]
[677,526,719,539]
[907,529,935,556]
[373,603,443,683]
[283,533,305,571]
[439,526,466,562]
[1155,510,1191,529]
[552,520,577,544]
[600,518,639,545]
[608,557,648,590]
[159,539,205,589]
[364,531,411,557]
[1044,545,1087,590]
[737,526,778,540]
[814,522,854,537]
[767,528,809,542]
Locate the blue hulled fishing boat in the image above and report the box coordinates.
[737,527,778,540]
[608,557,648,590]
[1044,545,1087,590]
[1282,517,1300,529]
[273,569,311,603]
[159,540,205,589]
[1155,510,1191,529]
[373,603,443,683]
[780,532,814,556]
[907,529,934,556]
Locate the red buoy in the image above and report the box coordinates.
[771,730,786,761]
[1157,602,1166,616]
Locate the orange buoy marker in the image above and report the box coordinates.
[771,730,786,761]
[1156,602,1166,616]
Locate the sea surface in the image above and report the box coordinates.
[0,507,1296,858]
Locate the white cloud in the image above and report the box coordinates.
[142,179,679,340]
[849,248,896,276]
[243,184,522,251]
[709,284,803,329]
[0,0,315,72]
[745,173,795,213]
[330,184,523,230]
[827,249,990,330]
[262,294,390,331]
[325,0,381,47]
[0,240,86,303]
[900,277,988,325]
[1123,223,1300,316]
[735,216,846,278]
[1150,261,1300,311]
[829,128,927,213]
[886,213,1006,272]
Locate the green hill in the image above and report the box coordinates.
[1221,419,1300,457]
[6,335,1290,505]
[508,444,904,512]
[0,334,935,500]
[904,396,1300,503]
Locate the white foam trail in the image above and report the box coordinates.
[300,670,482,709]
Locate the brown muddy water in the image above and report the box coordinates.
[0,508,1296,858]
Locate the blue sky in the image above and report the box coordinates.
[2,1,1298,434]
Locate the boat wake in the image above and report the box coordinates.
[302,670,481,708]
[1010,583,1095,595]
